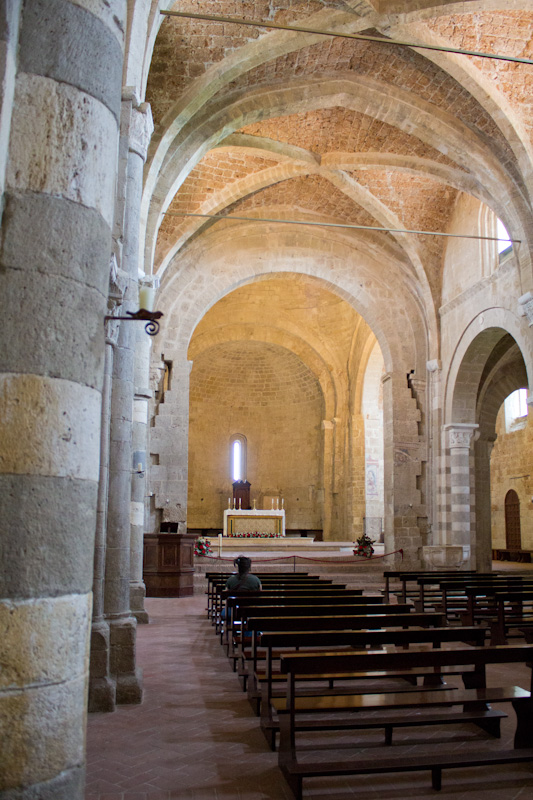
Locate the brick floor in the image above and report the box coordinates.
[86,587,533,800]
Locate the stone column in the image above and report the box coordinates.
[130,325,152,623]
[382,372,424,568]
[150,354,193,533]
[0,1,124,796]
[89,326,116,713]
[321,419,335,540]
[443,423,479,564]
[474,433,497,572]
[103,94,152,705]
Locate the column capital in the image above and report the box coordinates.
[519,291,533,326]
[443,422,479,449]
[426,359,441,373]
[128,102,154,162]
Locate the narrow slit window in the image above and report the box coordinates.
[232,440,241,481]
[230,435,247,482]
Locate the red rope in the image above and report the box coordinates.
[198,548,403,563]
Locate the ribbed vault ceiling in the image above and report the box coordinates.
[144,1,533,333]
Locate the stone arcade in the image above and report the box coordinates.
[1,2,533,798]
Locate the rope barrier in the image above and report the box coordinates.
[198,548,403,563]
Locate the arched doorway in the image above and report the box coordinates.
[504,489,521,551]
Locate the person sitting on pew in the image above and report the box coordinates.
[225,556,262,592]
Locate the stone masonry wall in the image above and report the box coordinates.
[490,408,533,550]
[187,341,324,532]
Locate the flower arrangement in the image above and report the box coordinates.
[354,533,375,558]
[194,537,213,556]
[229,532,282,538]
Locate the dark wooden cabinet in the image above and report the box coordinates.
[143,533,196,597]
[233,479,251,509]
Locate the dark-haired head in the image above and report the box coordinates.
[234,556,252,575]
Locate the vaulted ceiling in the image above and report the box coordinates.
[141,1,533,364]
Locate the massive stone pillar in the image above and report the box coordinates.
[442,423,479,567]
[150,353,192,532]
[89,331,114,712]
[103,94,152,705]
[474,433,497,572]
[130,325,152,623]
[0,0,124,796]
[382,372,424,568]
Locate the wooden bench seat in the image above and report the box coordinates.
[254,626,486,747]
[241,611,446,701]
[275,643,533,798]
[229,603,414,663]
[279,743,533,797]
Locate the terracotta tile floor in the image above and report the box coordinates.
[86,588,533,800]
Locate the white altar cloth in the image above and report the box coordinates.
[223,508,285,536]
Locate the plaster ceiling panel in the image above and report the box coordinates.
[147,0,357,122]
[240,107,460,167]
[424,11,533,143]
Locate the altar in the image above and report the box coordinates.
[223,508,285,537]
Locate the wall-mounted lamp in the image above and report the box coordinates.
[105,279,163,336]
[104,308,163,336]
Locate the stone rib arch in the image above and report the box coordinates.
[157,229,427,380]
[156,159,437,331]
[385,4,533,188]
[445,309,533,425]
[142,75,533,290]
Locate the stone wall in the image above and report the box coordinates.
[491,407,533,551]
[187,340,324,531]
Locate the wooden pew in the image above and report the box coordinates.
[415,575,533,618]
[212,577,341,628]
[255,625,486,748]
[275,644,533,798]
[241,611,446,693]
[383,570,477,603]
[213,577,341,631]
[488,590,533,644]
[221,591,374,651]
[229,602,413,675]
[206,572,327,618]
[205,571,309,617]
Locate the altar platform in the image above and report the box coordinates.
[194,537,387,593]
[209,534,385,557]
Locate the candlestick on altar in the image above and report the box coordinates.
[271,499,274,509]
[281,498,284,508]
[228,497,231,508]
[276,498,279,509]
[239,498,242,509]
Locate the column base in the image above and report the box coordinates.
[130,580,149,624]
[116,667,143,705]
[420,545,471,569]
[109,616,143,705]
[88,676,116,713]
